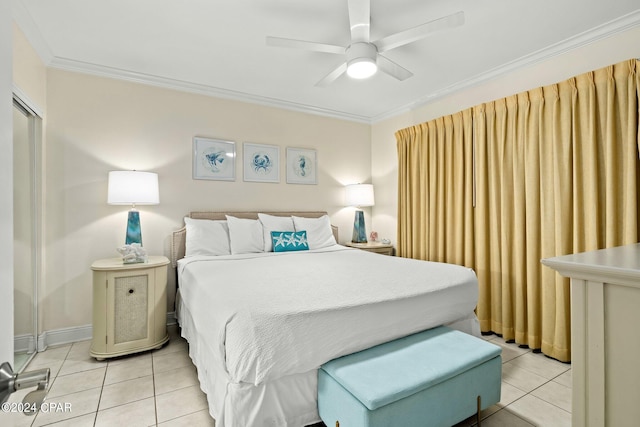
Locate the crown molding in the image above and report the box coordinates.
[14,3,640,125]
[47,56,373,124]
[13,1,372,123]
[373,9,640,123]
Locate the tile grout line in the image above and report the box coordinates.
[37,347,197,424]
[29,343,93,427]
[503,352,571,393]
[490,404,537,427]
[481,336,572,426]
[496,344,572,423]
[520,374,572,415]
[31,346,69,427]
[479,407,534,427]
[92,354,108,427]
[152,352,158,427]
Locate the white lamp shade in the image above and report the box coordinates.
[345,184,375,207]
[108,171,159,205]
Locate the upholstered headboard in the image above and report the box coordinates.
[170,211,338,268]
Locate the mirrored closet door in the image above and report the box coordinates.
[13,95,42,372]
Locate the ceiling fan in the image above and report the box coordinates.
[266,0,464,87]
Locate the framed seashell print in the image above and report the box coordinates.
[286,147,317,185]
[243,142,280,183]
[193,136,236,181]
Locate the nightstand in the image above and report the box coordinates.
[344,241,394,256]
[90,255,170,360]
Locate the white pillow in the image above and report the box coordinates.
[184,217,230,257]
[258,213,295,251]
[292,215,337,250]
[225,215,264,254]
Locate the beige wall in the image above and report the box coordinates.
[12,23,46,112]
[43,69,371,331]
[371,26,640,245]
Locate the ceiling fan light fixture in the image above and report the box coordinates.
[347,57,377,79]
[268,2,465,87]
[345,42,378,79]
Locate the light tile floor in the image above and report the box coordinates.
[1,327,571,427]
[1,325,213,427]
[455,333,572,427]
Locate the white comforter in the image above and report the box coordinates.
[177,245,478,386]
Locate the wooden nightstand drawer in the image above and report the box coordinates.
[344,242,394,256]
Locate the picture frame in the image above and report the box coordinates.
[193,137,236,181]
[243,142,280,183]
[286,147,317,185]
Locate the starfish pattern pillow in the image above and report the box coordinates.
[271,231,309,252]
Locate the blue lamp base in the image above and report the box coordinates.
[351,210,367,243]
[125,209,143,246]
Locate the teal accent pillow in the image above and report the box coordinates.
[271,230,309,252]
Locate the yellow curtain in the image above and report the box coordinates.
[396,110,475,267]
[397,60,640,362]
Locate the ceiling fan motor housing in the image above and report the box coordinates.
[346,42,378,78]
[347,42,377,63]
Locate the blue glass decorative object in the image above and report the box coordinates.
[352,210,367,243]
[125,210,142,246]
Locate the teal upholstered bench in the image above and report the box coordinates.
[318,326,502,427]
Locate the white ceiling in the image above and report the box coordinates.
[12,0,640,123]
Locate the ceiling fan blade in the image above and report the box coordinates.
[377,54,413,81]
[375,11,465,53]
[315,62,348,87]
[266,36,345,55]
[347,0,370,42]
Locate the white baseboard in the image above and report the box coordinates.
[166,311,177,325]
[14,333,36,353]
[33,311,177,352]
[37,325,92,352]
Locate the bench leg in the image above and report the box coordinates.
[476,395,481,427]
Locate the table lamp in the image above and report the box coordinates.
[107,170,159,246]
[345,183,374,243]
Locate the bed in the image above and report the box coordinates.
[170,211,480,427]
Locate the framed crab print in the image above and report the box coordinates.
[243,142,280,183]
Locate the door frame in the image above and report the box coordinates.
[12,86,44,371]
